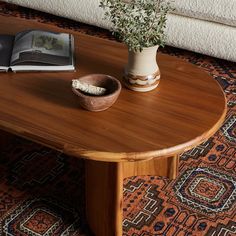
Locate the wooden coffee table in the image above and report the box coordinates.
[0,16,226,236]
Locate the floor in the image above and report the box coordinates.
[0,2,236,235]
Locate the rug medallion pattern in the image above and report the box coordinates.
[0,2,235,235]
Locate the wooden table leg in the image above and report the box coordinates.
[85,155,179,235]
[85,160,123,236]
[122,155,180,179]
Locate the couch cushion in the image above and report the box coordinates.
[166,14,236,62]
[4,0,111,29]
[5,0,236,27]
[171,0,236,27]
[3,0,236,62]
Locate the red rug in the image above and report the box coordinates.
[0,2,236,236]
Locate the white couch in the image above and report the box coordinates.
[4,0,236,62]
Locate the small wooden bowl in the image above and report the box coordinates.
[72,74,122,112]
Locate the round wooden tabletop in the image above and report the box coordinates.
[0,17,227,162]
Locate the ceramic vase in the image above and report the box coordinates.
[124,45,160,92]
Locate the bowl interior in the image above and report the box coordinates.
[78,74,120,96]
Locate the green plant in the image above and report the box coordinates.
[100,0,174,52]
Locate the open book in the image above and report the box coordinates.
[0,30,74,72]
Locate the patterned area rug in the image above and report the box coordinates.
[0,2,236,236]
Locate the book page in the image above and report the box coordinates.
[10,30,72,66]
[0,35,15,69]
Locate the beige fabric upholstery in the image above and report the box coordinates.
[4,0,236,61]
[171,0,236,27]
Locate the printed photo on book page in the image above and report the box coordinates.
[11,30,70,64]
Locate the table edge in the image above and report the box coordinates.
[0,79,227,162]
[66,102,227,162]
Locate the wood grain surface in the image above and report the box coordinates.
[0,15,226,162]
[122,155,180,179]
[86,160,123,236]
